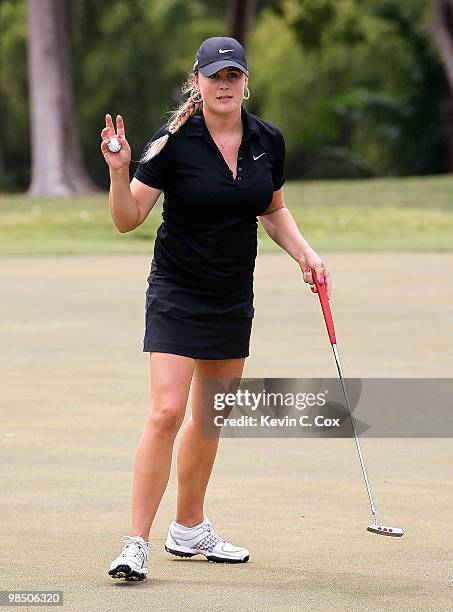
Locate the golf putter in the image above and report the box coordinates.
[310,268,404,537]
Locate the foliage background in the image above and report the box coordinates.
[0,0,449,191]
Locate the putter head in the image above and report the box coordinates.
[367,524,404,537]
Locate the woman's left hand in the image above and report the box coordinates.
[298,249,332,299]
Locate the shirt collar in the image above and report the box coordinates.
[185,106,259,141]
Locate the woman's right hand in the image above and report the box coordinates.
[100,114,131,171]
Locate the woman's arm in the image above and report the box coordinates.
[101,114,162,233]
[109,169,162,234]
[258,187,332,298]
[109,168,141,233]
[258,188,312,262]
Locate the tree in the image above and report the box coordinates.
[255,0,447,176]
[227,0,257,48]
[432,0,453,89]
[432,0,453,169]
[26,0,99,196]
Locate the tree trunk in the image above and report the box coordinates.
[432,0,453,170]
[227,0,257,49]
[445,98,453,171]
[26,0,100,196]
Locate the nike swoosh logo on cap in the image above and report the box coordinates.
[219,48,235,53]
[253,153,266,160]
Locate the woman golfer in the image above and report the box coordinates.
[101,36,331,581]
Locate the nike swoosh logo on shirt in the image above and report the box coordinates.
[253,153,266,160]
[219,48,234,53]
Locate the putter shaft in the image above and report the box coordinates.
[331,343,378,524]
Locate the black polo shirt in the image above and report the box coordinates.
[134,106,286,294]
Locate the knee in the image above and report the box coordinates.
[147,401,185,433]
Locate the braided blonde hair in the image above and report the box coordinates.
[139,72,202,164]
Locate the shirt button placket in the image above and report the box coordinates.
[238,155,243,181]
[236,144,245,181]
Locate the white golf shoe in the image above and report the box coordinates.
[108,534,156,581]
[165,516,249,563]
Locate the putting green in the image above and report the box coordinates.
[1,253,452,611]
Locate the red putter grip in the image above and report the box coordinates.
[311,268,336,345]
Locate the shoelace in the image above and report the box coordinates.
[202,518,224,544]
[119,535,157,560]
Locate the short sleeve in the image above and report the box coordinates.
[134,126,170,190]
[271,128,286,191]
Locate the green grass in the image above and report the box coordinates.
[1,174,452,255]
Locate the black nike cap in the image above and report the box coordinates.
[193,36,248,77]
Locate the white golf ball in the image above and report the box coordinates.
[108,137,121,153]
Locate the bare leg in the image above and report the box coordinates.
[175,357,246,527]
[130,352,195,540]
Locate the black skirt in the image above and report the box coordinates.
[143,262,254,359]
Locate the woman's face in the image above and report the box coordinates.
[196,67,248,114]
